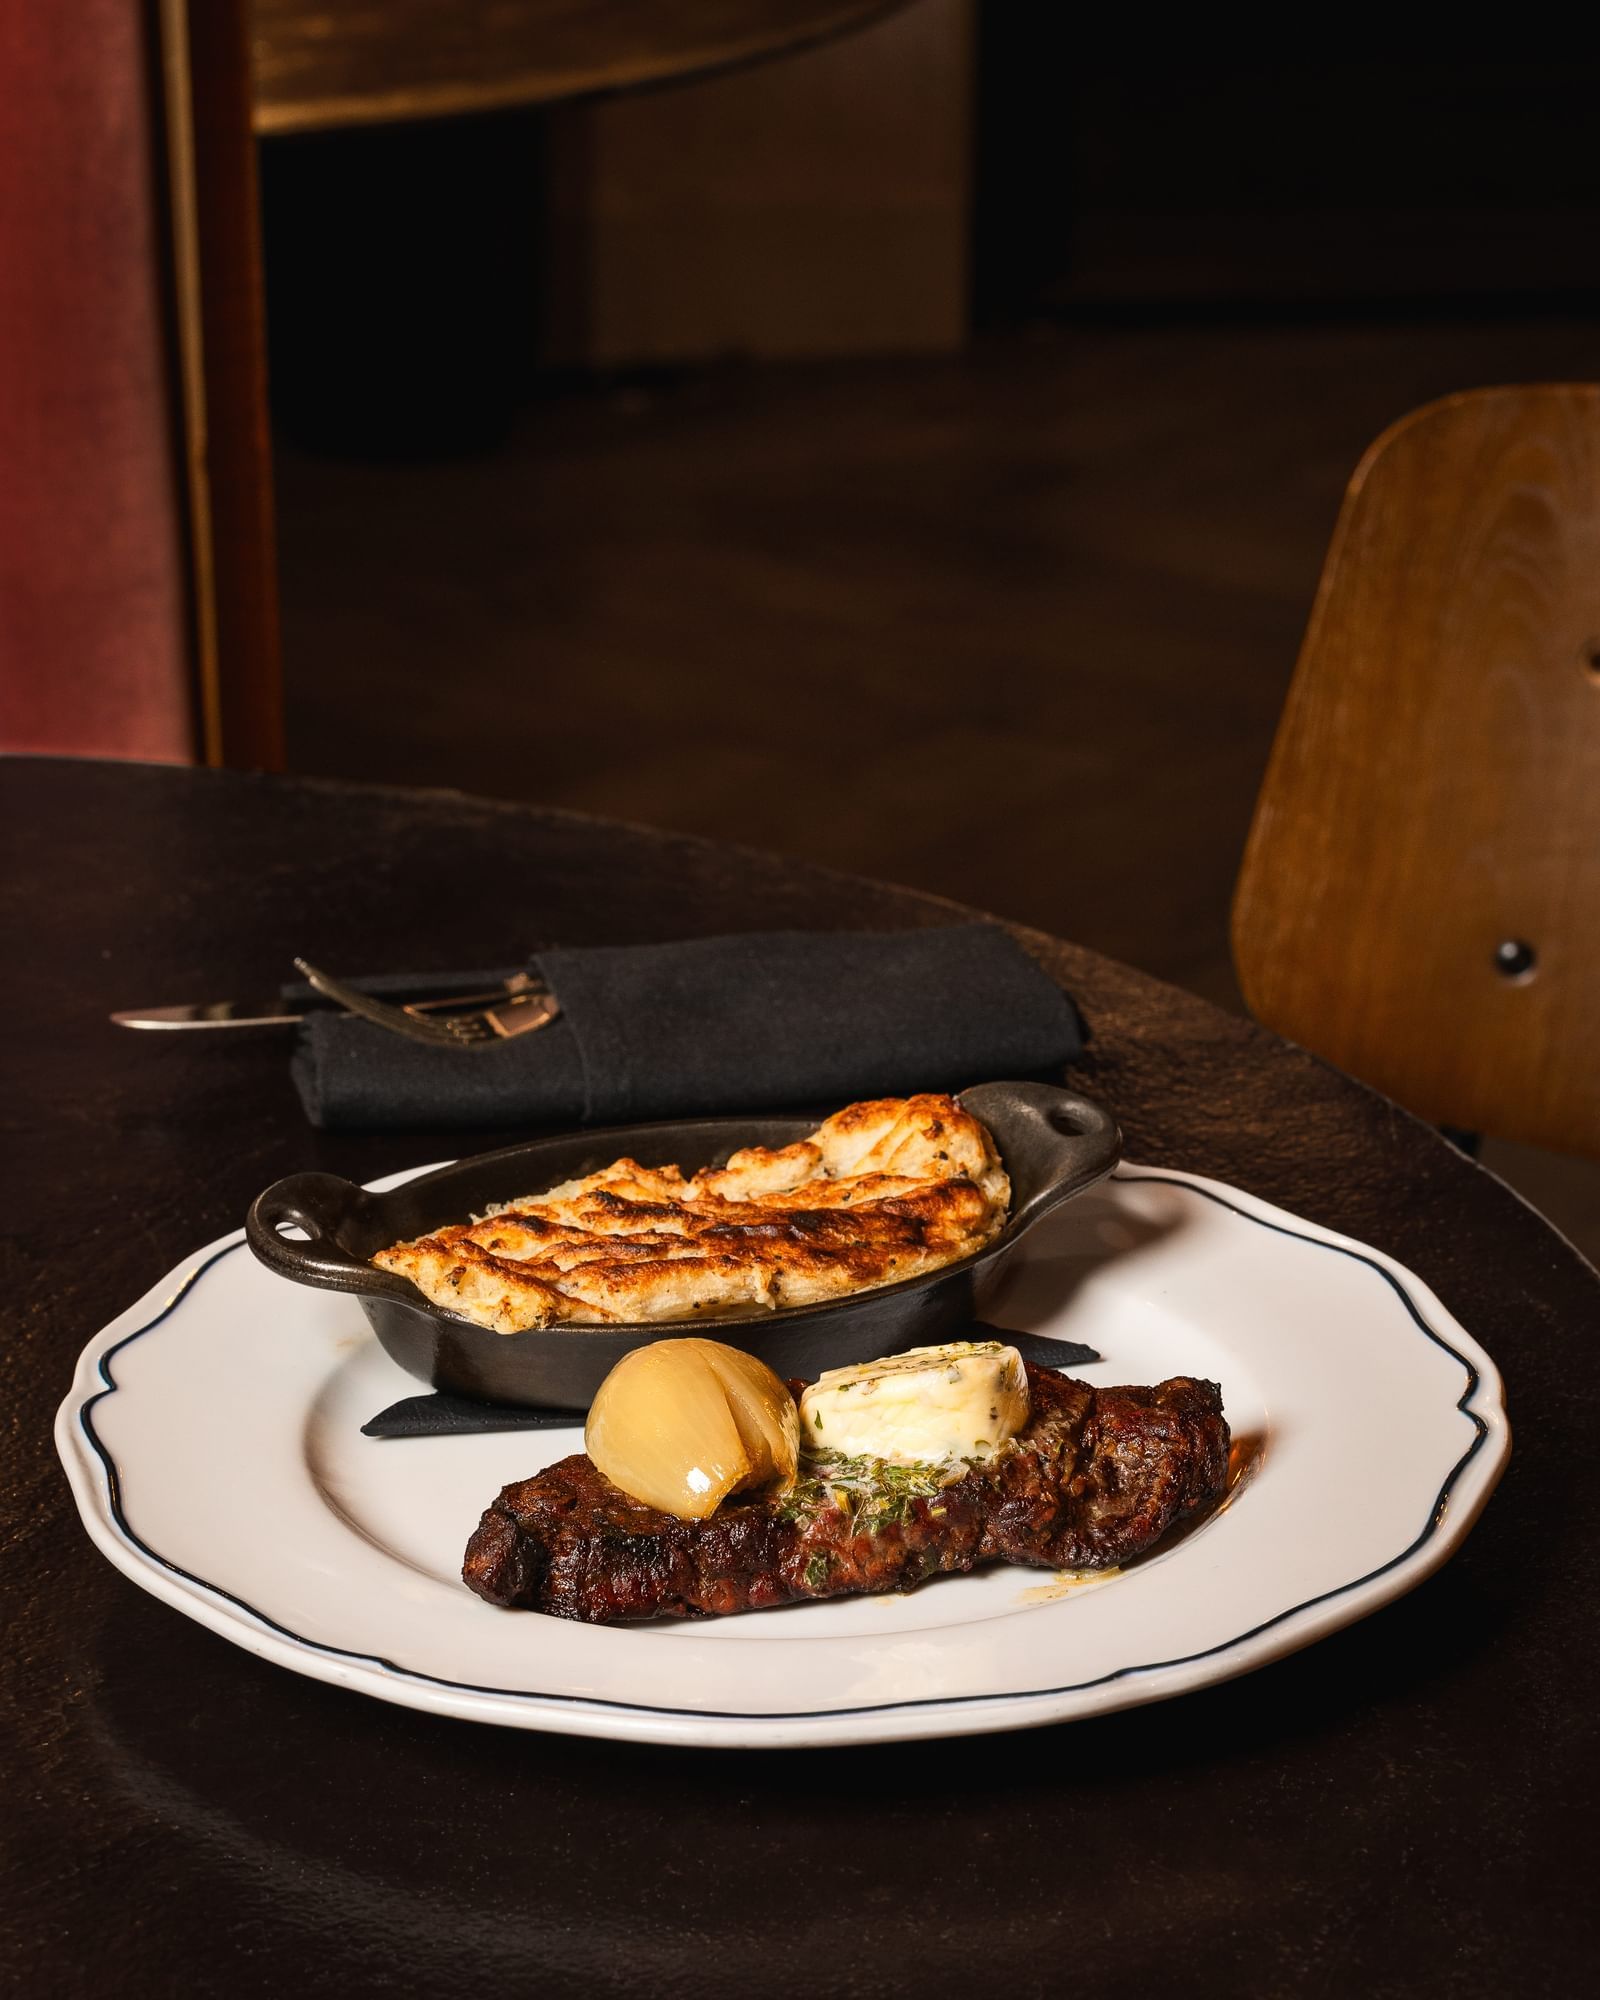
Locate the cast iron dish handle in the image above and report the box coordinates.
[960,1080,1122,1237]
[246,1172,420,1306]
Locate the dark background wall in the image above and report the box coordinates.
[977,42,1600,321]
[263,39,1600,457]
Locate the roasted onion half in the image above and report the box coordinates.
[584,1338,801,1520]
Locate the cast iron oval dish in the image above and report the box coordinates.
[245,1080,1120,1408]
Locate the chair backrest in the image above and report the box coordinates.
[1232,386,1600,1159]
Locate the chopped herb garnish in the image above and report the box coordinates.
[778,1450,975,1534]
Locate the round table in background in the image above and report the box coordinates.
[3,758,1594,1996]
[250,0,913,132]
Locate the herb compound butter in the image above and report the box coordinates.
[798,1340,1030,1466]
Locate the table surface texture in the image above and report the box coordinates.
[2,758,1595,1997]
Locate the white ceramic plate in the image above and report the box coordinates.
[56,1165,1509,1749]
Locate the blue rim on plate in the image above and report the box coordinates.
[58,1168,1510,1736]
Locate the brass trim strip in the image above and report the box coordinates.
[157,0,224,767]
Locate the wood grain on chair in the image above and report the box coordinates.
[1233,386,1600,1158]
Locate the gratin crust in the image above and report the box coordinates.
[372,1094,1010,1332]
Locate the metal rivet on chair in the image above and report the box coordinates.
[1493,940,1537,981]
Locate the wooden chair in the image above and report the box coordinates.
[1232,386,1600,1160]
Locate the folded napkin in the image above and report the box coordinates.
[361,1332,1103,1437]
[292,924,1082,1132]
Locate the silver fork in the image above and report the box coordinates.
[293,960,560,1049]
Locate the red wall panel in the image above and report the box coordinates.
[0,0,196,761]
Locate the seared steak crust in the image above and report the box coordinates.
[462,1366,1229,1624]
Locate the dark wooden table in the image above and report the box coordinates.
[5,758,1595,1996]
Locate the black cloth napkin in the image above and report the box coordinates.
[291,924,1082,1132]
[361,1332,1103,1437]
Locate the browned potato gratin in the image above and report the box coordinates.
[372,1094,1009,1332]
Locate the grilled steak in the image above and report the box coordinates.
[462,1366,1229,1624]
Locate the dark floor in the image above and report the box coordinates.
[275,314,1600,1258]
